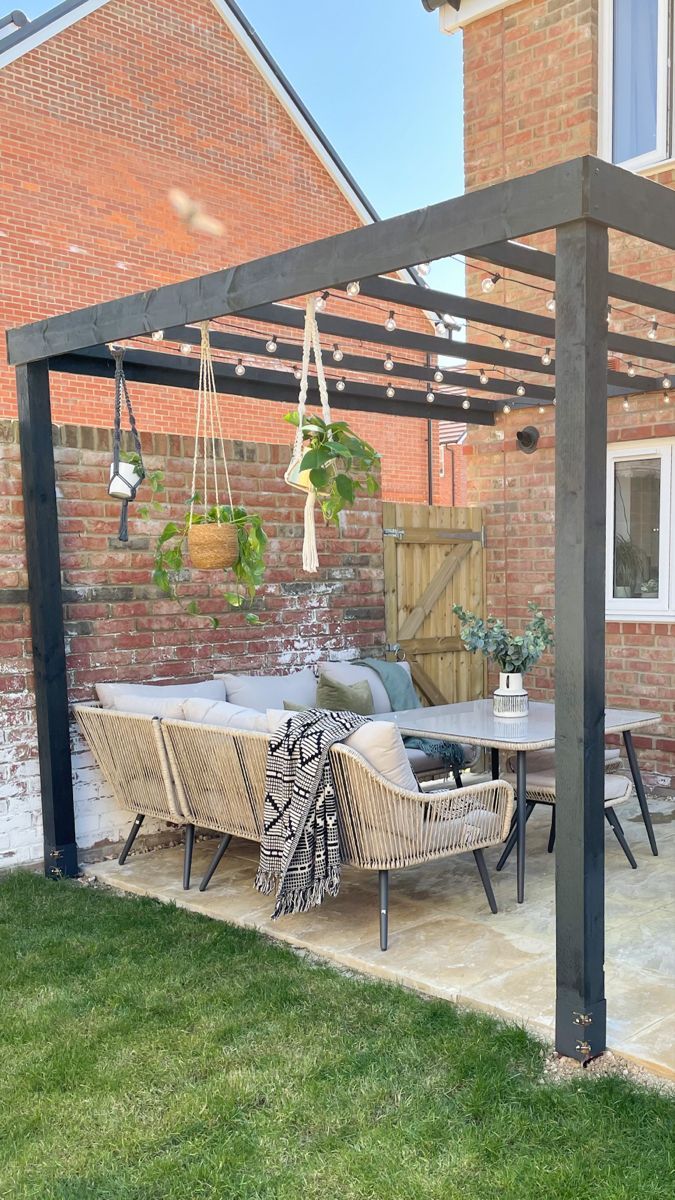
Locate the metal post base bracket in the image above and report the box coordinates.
[45,842,79,880]
[556,995,607,1063]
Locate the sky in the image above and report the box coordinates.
[17,0,465,293]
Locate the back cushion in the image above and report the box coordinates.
[316,661,411,714]
[266,710,417,792]
[220,668,317,711]
[97,678,227,708]
[182,697,269,732]
[111,693,186,719]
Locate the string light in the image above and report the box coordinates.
[426,389,435,403]
[433,369,444,383]
[265,334,278,353]
[384,353,394,372]
[541,347,552,366]
[346,281,360,296]
[179,342,192,355]
[500,335,512,350]
[479,369,489,385]
[516,383,526,397]
[384,310,396,332]
[546,295,556,314]
[648,318,658,340]
[462,398,471,410]
[293,365,302,380]
[332,344,344,362]
[481,272,500,293]
[235,359,246,376]
[538,405,545,414]
[627,362,636,377]
[663,376,672,390]
[316,291,329,312]
[502,403,512,414]
[336,377,346,392]
[386,385,396,399]
[622,399,630,411]
[664,392,671,405]
[151,330,164,341]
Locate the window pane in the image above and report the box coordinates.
[613,458,661,599]
[612,0,659,163]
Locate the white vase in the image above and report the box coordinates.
[493,671,529,718]
[109,461,142,500]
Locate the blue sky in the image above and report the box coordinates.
[18,0,465,292]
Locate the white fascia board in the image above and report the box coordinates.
[439,0,521,34]
[0,0,110,69]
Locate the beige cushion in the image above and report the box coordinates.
[266,710,418,792]
[182,697,269,732]
[504,769,631,807]
[505,747,621,773]
[97,678,226,708]
[219,668,316,712]
[316,660,412,714]
[111,693,186,719]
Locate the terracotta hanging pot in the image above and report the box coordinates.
[187,522,238,570]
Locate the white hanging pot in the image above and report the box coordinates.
[493,671,529,718]
[108,460,142,501]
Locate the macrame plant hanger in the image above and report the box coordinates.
[186,322,239,570]
[285,295,333,573]
[108,347,145,543]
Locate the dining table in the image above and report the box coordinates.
[380,699,660,903]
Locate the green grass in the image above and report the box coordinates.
[0,872,672,1200]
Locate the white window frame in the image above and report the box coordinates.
[606,439,674,620]
[598,0,674,171]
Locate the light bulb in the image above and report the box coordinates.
[384,353,394,372]
[417,262,430,276]
[622,399,630,411]
[266,335,278,353]
[481,273,500,293]
[179,342,192,355]
[235,359,245,376]
[538,405,545,414]
[293,365,302,380]
[502,403,512,414]
[336,377,346,392]
[664,393,671,405]
[627,362,636,377]
[385,385,395,399]
[151,329,164,341]
[315,291,328,312]
[516,383,526,397]
[546,295,556,313]
[385,310,396,332]
[663,376,672,389]
[541,348,552,366]
[648,319,658,340]
[346,281,360,296]
[462,398,471,410]
[502,336,512,350]
[433,369,444,384]
[332,344,343,362]
[479,370,489,385]
[426,390,435,403]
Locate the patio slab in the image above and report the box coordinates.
[86,792,675,1079]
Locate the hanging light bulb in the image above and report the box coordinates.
[426,389,435,403]
[384,310,396,332]
[664,392,671,405]
[502,403,512,414]
[541,347,552,366]
[516,383,526,397]
[622,399,630,411]
[383,353,394,372]
[336,377,346,392]
[479,369,489,385]
[234,359,246,376]
[265,334,278,353]
[179,342,192,355]
[538,405,546,414]
[501,335,512,350]
[462,398,471,410]
[663,375,672,390]
[346,281,360,296]
[385,385,396,399]
[627,362,636,377]
[332,344,344,362]
[546,295,556,313]
[315,291,329,312]
[293,364,302,380]
[151,329,164,342]
[433,369,444,383]
[648,318,658,340]
[481,272,500,293]
[417,262,430,276]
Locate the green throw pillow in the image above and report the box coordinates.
[283,700,307,712]
[315,674,374,716]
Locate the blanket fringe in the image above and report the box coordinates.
[254,868,278,896]
[270,870,341,920]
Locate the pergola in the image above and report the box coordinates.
[7,155,675,1062]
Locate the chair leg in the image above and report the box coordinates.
[547,808,556,854]
[379,869,389,951]
[496,802,536,871]
[183,824,195,890]
[199,834,232,892]
[452,766,463,789]
[623,731,658,856]
[605,808,638,870]
[119,813,144,865]
[473,848,498,914]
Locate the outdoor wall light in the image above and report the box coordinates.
[516,426,540,454]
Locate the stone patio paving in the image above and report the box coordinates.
[88,786,675,1079]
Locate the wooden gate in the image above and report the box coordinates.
[382,502,486,706]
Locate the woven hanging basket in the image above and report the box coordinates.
[188,522,238,570]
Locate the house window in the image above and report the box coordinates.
[606,441,674,617]
[600,0,674,169]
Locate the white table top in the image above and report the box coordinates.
[379,699,661,751]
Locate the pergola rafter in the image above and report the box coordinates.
[7,155,675,1065]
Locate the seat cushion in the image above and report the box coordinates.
[111,693,186,719]
[219,668,316,712]
[503,768,631,806]
[267,710,418,792]
[505,747,621,773]
[315,674,375,716]
[97,678,226,708]
[316,660,411,714]
[181,697,269,732]
[406,743,480,777]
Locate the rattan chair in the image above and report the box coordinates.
[73,704,196,887]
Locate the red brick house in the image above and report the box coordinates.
[425,0,675,780]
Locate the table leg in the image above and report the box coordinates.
[516,750,527,904]
[491,748,500,781]
[623,731,658,857]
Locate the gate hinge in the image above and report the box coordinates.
[385,642,401,657]
[383,527,404,540]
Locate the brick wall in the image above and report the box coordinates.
[1,419,385,865]
[461,0,675,778]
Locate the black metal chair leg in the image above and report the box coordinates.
[379,869,389,951]
[452,766,463,789]
[119,813,144,865]
[496,802,536,871]
[199,834,232,892]
[473,848,498,914]
[491,748,500,780]
[547,808,556,853]
[605,808,638,870]
[183,824,195,890]
[623,731,658,856]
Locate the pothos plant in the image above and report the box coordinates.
[152,500,267,628]
[285,411,380,522]
[453,601,554,676]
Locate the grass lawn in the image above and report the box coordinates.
[1,872,673,1199]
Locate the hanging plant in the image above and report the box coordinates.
[284,411,380,523]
